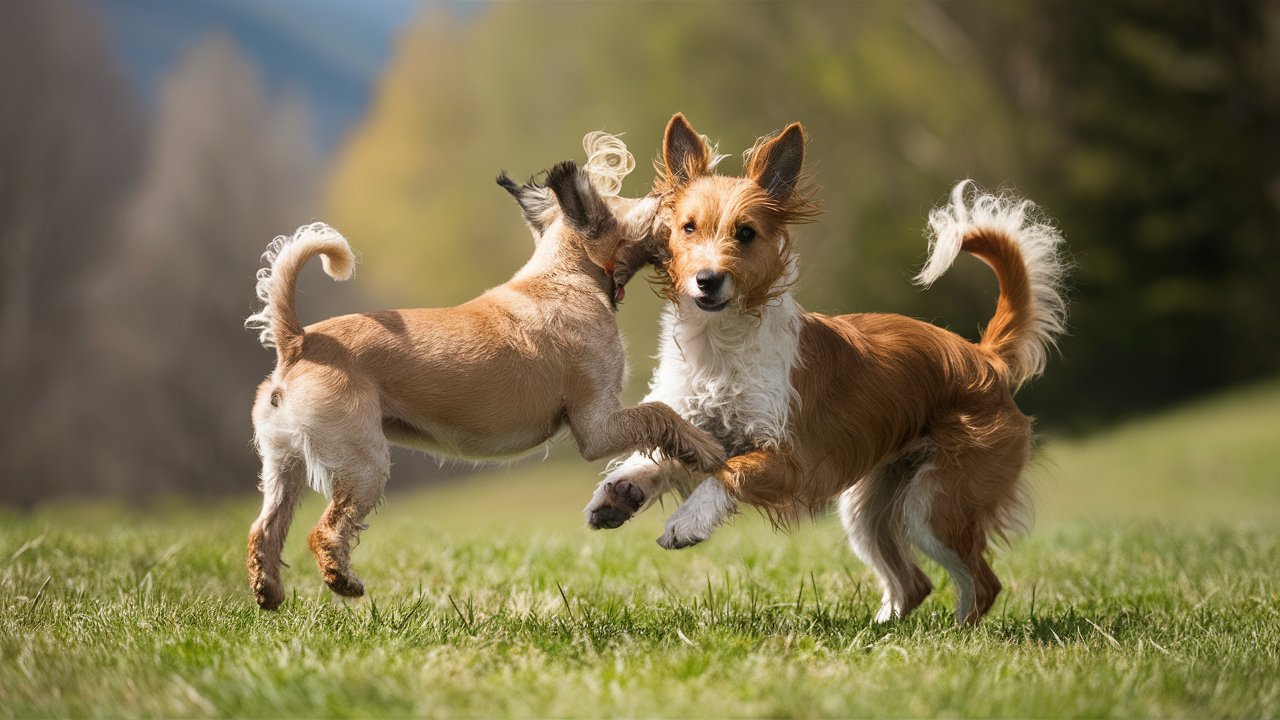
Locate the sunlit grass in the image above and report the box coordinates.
[2,379,1279,718]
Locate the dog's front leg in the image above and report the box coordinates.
[566,374,726,474]
[657,476,737,549]
[657,448,800,549]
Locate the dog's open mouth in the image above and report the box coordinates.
[694,296,730,312]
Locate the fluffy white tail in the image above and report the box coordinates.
[916,180,1069,388]
[244,222,355,363]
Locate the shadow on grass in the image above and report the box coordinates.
[227,582,1175,655]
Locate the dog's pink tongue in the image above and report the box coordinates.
[614,285,626,303]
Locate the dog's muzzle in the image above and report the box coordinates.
[692,269,730,312]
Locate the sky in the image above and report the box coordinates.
[97,0,424,152]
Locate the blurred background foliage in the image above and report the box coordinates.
[0,1,1276,504]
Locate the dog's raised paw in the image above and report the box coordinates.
[322,569,365,598]
[586,480,645,529]
[656,524,708,550]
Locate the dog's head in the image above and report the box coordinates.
[499,161,624,265]
[654,113,818,314]
[498,159,664,298]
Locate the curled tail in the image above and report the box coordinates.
[916,181,1068,389]
[244,222,355,366]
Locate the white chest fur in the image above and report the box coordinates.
[645,294,803,452]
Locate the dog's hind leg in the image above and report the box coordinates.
[911,413,1031,623]
[307,460,389,600]
[900,457,977,624]
[305,418,390,600]
[247,447,306,610]
[839,455,934,622]
[307,465,388,599]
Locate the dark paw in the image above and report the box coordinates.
[323,570,365,598]
[587,480,645,529]
[252,579,285,611]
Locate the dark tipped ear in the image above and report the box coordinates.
[663,113,712,185]
[497,171,556,236]
[545,160,611,237]
[746,123,805,201]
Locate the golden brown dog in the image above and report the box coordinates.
[244,157,725,610]
[585,114,1069,624]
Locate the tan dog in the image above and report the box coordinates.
[244,158,725,610]
[585,114,1069,624]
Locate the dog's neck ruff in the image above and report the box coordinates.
[649,290,803,453]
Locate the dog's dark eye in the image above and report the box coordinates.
[682,221,696,235]
[734,225,757,243]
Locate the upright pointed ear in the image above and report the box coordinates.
[497,172,556,239]
[545,161,617,265]
[746,123,806,202]
[663,113,712,186]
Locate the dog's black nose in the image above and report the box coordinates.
[695,269,725,294]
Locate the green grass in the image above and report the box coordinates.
[3,380,1280,718]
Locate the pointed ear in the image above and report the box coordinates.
[746,122,805,202]
[663,113,712,185]
[497,172,556,238]
[545,160,613,239]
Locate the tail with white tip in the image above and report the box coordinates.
[244,222,355,367]
[917,181,1069,389]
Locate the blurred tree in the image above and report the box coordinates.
[81,36,322,498]
[0,1,145,502]
[985,1,1280,429]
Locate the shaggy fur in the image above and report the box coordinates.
[585,114,1069,624]
[244,155,724,611]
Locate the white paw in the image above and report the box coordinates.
[874,602,900,623]
[655,477,735,550]
[656,514,711,550]
[582,479,611,524]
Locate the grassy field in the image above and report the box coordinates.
[2,380,1279,718]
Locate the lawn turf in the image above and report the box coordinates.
[2,379,1278,718]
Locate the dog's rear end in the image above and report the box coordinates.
[244,224,361,609]
[829,182,1068,623]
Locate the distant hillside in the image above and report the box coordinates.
[1040,376,1280,521]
